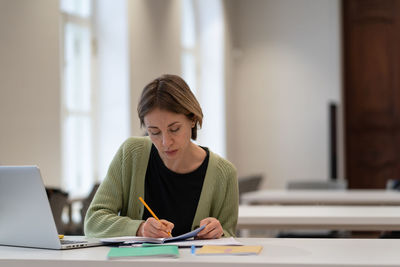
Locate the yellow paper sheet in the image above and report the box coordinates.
[195,245,263,255]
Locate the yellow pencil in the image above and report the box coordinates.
[139,197,172,237]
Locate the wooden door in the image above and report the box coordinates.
[343,0,400,188]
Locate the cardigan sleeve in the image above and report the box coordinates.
[192,152,239,237]
[84,140,145,238]
[218,163,239,237]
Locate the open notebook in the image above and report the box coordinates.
[101,225,205,245]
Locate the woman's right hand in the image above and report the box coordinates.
[136,217,174,238]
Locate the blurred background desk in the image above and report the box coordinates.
[241,189,400,205]
[237,205,400,231]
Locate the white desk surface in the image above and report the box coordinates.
[2,237,400,267]
[238,205,400,230]
[241,189,400,205]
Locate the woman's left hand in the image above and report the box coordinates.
[197,217,223,239]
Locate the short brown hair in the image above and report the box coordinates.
[137,74,203,140]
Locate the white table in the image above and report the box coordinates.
[1,238,400,266]
[238,205,400,230]
[241,189,400,205]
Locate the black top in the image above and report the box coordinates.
[143,144,209,236]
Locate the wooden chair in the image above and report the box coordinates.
[66,183,100,235]
[238,174,264,204]
[287,179,347,190]
[237,174,264,237]
[45,187,69,234]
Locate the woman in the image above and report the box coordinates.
[84,74,238,239]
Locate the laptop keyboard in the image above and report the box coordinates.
[61,239,88,245]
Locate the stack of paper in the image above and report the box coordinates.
[107,245,179,259]
[195,245,263,256]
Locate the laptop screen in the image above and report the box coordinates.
[0,166,62,249]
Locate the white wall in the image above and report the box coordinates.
[0,0,342,191]
[195,0,226,158]
[226,0,342,188]
[0,0,61,187]
[0,0,183,188]
[95,0,130,181]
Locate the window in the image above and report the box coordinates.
[181,0,226,157]
[60,0,95,197]
[181,0,198,96]
[60,0,130,200]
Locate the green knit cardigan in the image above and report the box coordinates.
[84,136,238,238]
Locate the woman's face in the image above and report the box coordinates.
[144,108,194,162]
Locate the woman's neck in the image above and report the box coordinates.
[162,142,206,174]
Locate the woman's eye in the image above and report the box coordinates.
[170,127,180,133]
[149,131,160,136]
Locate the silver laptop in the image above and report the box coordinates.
[0,166,102,249]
